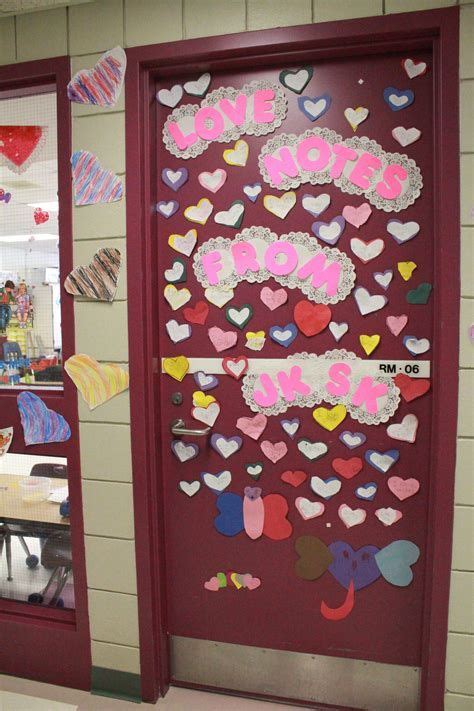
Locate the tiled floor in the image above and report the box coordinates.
[0,676,299,710]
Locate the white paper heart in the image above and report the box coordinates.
[404,336,430,355]
[227,306,251,327]
[319,220,343,243]
[344,106,369,130]
[213,436,240,458]
[198,168,227,193]
[225,359,247,379]
[374,270,393,290]
[205,287,234,308]
[368,452,396,473]
[184,198,213,224]
[328,321,348,342]
[375,507,402,526]
[202,470,231,492]
[392,126,421,147]
[350,237,384,263]
[338,504,366,528]
[386,414,418,443]
[295,497,325,520]
[356,485,377,500]
[297,439,328,461]
[179,480,201,497]
[310,476,342,499]
[184,72,211,96]
[281,420,299,437]
[168,229,197,257]
[164,285,191,310]
[386,220,420,243]
[247,464,263,477]
[166,319,192,343]
[302,192,330,216]
[214,202,244,227]
[157,84,183,107]
[195,371,216,389]
[193,402,221,427]
[353,287,387,316]
[173,441,198,463]
[264,191,296,219]
[284,69,311,92]
[164,261,185,282]
[243,184,262,200]
[403,58,427,79]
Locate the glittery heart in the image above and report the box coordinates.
[281,469,307,487]
[161,166,188,191]
[312,404,346,431]
[0,125,45,173]
[406,282,432,305]
[260,286,288,311]
[383,86,414,111]
[344,106,369,131]
[312,216,345,245]
[64,248,121,302]
[263,191,296,219]
[71,150,123,206]
[402,58,428,79]
[297,93,331,121]
[184,72,211,97]
[17,392,71,446]
[163,355,189,382]
[295,497,325,521]
[260,440,288,463]
[392,126,421,147]
[198,168,227,193]
[397,261,417,281]
[236,413,267,440]
[184,198,213,225]
[310,475,341,500]
[294,301,331,337]
[302,192,330,217]
[342,203,372,228]
[68,47,126,107]
[33,207,49,225]
[387,476,420,501]
[64,354,129,410]
[279,66,313,94]
[359,334,380,356]
[208,326,238,352]
[393,373,430,402]
[386,314,408,336]
[350,238,384,263]
[338,504,366,529]
[164,284,191,310]
[223,139,249,166]
[328,542,380,591]
[386,414,418,443]
[375,507,403,526]
[332,457,363,479]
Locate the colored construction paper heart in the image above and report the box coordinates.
[297,438,328,461]
[295,498,325,521]
[205,287,234,307]
[178,480,200,496]
[17,392,71,446]
[387,476,420,501]
[0,189,12,203]
[245,332,266,351]
[226,304,252,329]
[161,166,188,191]
[365,449,400,473]
[350,238,384,264]
[184,72,211,97]
[373,270,393,290]
[222,355,248,380]
[339,431,366,449]
[246,462,263,480]
[387,219,420,243]
[393,373,430,402]
[204,576,220,591]
[269,323,298,347]
[263,191,296,219]
[403,335,430,356]
[236,413,267,440]
[68,46,126,106]
[184,197,213,224]
[353,287,387,316]
[172,440,199,462]
[279,66,313,94]
[387,414,418,443]
[243,182,262,202]
[375,540,420,587]
[165,259,187,284]
[338,504,366,529]
[242,574,261,591]
[260,440,288,463]
[295,535,333,580]
[192,391,216,407]
[332,457,363,479]
[183,301,209,325]
[310,476,341,500]
[214,200,245,228]
[157,84,183,107]
[342,203,372,228]
[164,284,191,310]
[194,371,218,391]
[402,58,427,79]
[383,87,414,111]
[216,572,227,587]
[163,355,189,382]
[359,334,380,356]
[312,216,345,245]
[210,433,242,459]
[355,482,378,501]
[312,404,346,431]
[168,229,197,257]
[192,401,221,427]
[208,326,237,352]
[0,126,45,173]
[406,282,432,304]
[386,314,408,336]
[294,301,331,337]
[198,168,227,193]
[230,572,244,589]
[392,126,421,147]
[166,319,192,343]
[223,139,249,166]
[156,200,179,218]
[0,427,13,456]
[280,418,300,438]
[302,192,330,217]
[297,93,331,121]
[201,470,232,493]
[329,321,348,342]
[344,106,369,131]
[375,507,403,526]
[65,354,129,409]
[71,150,123,205]
[397,261,417,281]
[260,286,287,310]
[328,542,380,591]
[281,470,307,487]
[64,248,121,302]
[33,207,49,225]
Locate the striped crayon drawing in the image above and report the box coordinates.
[64,248,121,302]
[71,150,123,206]
[67,47,126,107]
[65,354,129,410]
[17,393,71,446]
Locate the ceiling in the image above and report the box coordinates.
[0,0,91,16]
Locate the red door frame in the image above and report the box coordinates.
[0,57,91,691]
[125,7,460,707]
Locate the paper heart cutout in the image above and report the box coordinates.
[192,401,221,427]
[386,413,418,443]
[172,441,199,463]
[156,200,179,218]
[402,58,428,79]
[403,335,430,356]
[297,438,328,461]
[269,323,298,348]
[392,126,421,147]
[184,198,213,224]
[350,237,384,264]
[194,371,218,391]
[178,479,200,496]
[198,168,227,193]
[386,219,420,244]
[260,440,288,463]
[302,192,330,217]
[157,84,183,107]
[310,475,341,500]
[344,106,369,131]
[168,229,197,257]
[279,66,313,94]
[387,476,420,501]
[295,536,333,580]
[204,576,220,591]
[215,200,245,228]
[393,373,430,402]
[281,470,307,487]
[312,216,345,245]
[375,507,403,526]
[342,203,372,228]
[205,287,234,308]
[222,355,248,380]
[71,150,123,206]
[166,319,192,344]
[226,304,252,329]
[184,72,211,97]
[280,417,300,438]
[386,314,408,336]
[338,504,366,528]
[208,326,237,352]
[365,449,400,473]
[328,542,380,591]
[397,261,417,281]
[201,470,232,493]
[192,391,216,407]
[242,574,261,591]
[230,572,244,589]
[161,167,188,191]
[163,355,189,382]
[332,457,363,479]
[223,139,249,166]
[68,47,126,107]
[355,482,378,501]
[373,270,393,290]
[329,321,348,342]
[17,392,71,446]
[353,287,388,316]
[375,540,420,587]
[246,462,263,480]
[0,189,12,203]
[406,282,432,305]
[0,126,46,173]
[339,431,366,449]
[359,334,380,356]
[65,354,128,409]
[298,93,331,121]
[294,301,331,337]
[164,284,191,310]
[243,182,262,202]
[312,404,346,431]
[236,413,267,440]
[295,498,325,521]
[33,207,49,225]
[263,191,296,219]
[164,259,187,284]
[184,301,209,325]
[260,286,287,310]
[64,248,121,302]
[245,332,266,351]
[210,433,242,459]
[383,87,414,112]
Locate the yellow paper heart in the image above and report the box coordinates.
[192,391,216,407]
[168,229,197,255]
[312,404,347,431]
[183,198,213,225]
[230,572,243,589]
[65,354,129,410]
[163,284,191,310]
[246,330,266,340]
[163,355,189,382]
[344,106,369,132]
[223,139,249,166]
[397,261,417,281]
[263,191,296,219]
[359,334,380,356]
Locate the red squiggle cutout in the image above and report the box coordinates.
[320,580,355,620]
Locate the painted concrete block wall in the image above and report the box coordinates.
[0,0,471,704]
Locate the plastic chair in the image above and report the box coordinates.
[28,531,72,607]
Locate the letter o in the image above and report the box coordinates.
[195,107,224,141]
[264,241,298,276]
[296,135,331,172]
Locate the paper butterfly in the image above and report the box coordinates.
[214,486,292,540]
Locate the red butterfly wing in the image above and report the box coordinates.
[262,494,292,540]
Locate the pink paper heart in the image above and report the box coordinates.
[236,413,268,440]
[242,574,261,590]
[260,440,288,463]
[342,202,372,228]
[386,314,408,336]
[208,326,238,352]
[387,476,420,501]
[204,576,220,591]
[260,286,288,311]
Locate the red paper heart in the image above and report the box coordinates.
[34,208,49,225]
[332,457,363,479]
[183,301,209,324]
[0,126,45,173]
[394,373,430,402]
[281,470,307,487]
[222,355,248,380]
[294,301,331,337]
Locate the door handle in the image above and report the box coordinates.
[170,418,210,437]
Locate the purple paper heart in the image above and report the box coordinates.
[156,200,179,218]
[328,542,381,591]
[193,371,219,391]
[161,167,189,192]
[339,430,367,449]
[312,215,345,245]
[243,183,262,202]
[280,417,300,438]
[210,433,243,459]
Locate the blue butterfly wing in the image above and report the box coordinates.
[214,493,244,537]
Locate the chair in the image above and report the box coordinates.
[0,524,13,581]
[28,531,72,607]
[2,341,22,361]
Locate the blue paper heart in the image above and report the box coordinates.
[375,540,420,587]
[214,492,244,537]
[328,542,381,591]
[297,93,331,121]
[355,482,378,501]
[383,86,415,112]
[365,449,400,473]
[269,323,298,348]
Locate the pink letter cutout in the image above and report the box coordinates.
[297,253,342,297]
[351,376,388,414]
[231,242,260,276]
[201,251,223,285]
[254,373,278,407]
[263,147,299,187]
[253,89,276,124]
[264,242,298,276]
[326,363,351,397]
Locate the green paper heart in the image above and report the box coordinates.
[226,303,253,330]
[246,462,264,480]
[406,282,432,304]
[164,258,187,284]
[279,66,313,94]
[216,572,227,588]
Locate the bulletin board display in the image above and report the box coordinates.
[155,48,434,666]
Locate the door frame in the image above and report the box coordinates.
[125,7,460,706]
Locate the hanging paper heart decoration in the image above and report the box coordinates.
[164,284,191,310]
[178,480,201,496]
[166,319,192,344]
[386,314,408,337]
[310,476,341,500]
[205,287,234,308]
[297,438,328,461]
[365,449,400,473]
[172,440,199,463]
[223,139,249,166]
[294,301,331,337]
[281,470,307,487]
[210,433,242,459]
[243,183,262,202]
[68,47,126,107]
[374,540,420,587]
[355,482,378,501]
[164,259,187,284]
[342,202,372,228]
[71,150,123,205]
[269,323,298,347]
[0,188,12,203]
[156,200,179,218]
[373,270,393,291]
[297,93,331,121]
[222,355,248,380]
[208,326,237,352]
[263,191,296,219]
[338,504,366,529]
[332,457,363,479]
[183,301,209,325]
[156,84,183,107]
[344,106,369,131]
[260,440,288,463]
[329,321,348,342]
[161,167,188,191]
[328,542,380,591]
[392,126,421,147]
[215,200,245,228]
[236,413,267,440]
[302,192,330,217]
[383,87,415,112]
[184,72,211,97]
[386,219,420,244]
[387,476,420,501]
[312,216,345,245]
[375,508,403,526]
[350,237,384,263]
[280,418,300,438]
[339,431,366,449]
[403,335,430,356]
[163,355,189,382]
[194,371,218,391]
[279,66,313,94]
[184,197,213,224]
[33,207,49,225]
[64,248,121,302]
[406,282,432,305]
[295,498,325,520]
[226,304,253,329]
[198,168,227,193]
[17,392,71,446]
[353,287,388,316]
[393,373,430,402]
[386,414,419,443]
[359,334,380,356]
[402,58,428,79]
[0,126,46,173]
[312,404,346,431]
[65,354,129,410]
[260,286,288,311]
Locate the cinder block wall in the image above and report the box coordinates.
[0,1,472,706]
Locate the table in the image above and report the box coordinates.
[0,474,69,529]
